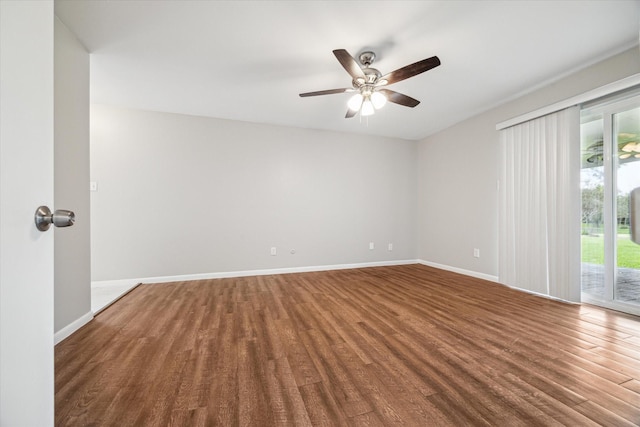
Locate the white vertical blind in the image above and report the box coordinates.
[499,106,581,302]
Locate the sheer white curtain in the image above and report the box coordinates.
[498,106,581,302]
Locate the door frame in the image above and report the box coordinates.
[581,92,640,316]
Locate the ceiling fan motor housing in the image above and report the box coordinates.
[352,51,382,87]
[353,67,382,88]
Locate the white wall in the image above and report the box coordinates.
[54,18,91,334]
[417,47,640,278]
[90,106,417,281]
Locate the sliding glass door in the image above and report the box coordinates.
[581,95,640,314]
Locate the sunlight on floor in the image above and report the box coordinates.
[91,282,139,314]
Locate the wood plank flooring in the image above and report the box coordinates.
[55,264,640,426]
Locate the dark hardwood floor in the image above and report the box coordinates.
[55,264,640,426]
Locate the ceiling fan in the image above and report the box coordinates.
[300,49,441,118]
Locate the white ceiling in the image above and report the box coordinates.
[55,0,640,141]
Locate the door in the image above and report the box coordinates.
[581,93,640,315]
[0,1,56,425]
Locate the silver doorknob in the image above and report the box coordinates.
[34,206,75,232]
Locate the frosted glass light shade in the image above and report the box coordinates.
[347,93,363,111]
[371,91,387,109]
[361,99,375,116]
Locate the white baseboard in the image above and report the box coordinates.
[416,260,581,304]
[54,311,93,345]
[417,259,499,283]
[93,259,420,286]
[416,260,583,305]
[92,277,142,288]
[508,286,580,305]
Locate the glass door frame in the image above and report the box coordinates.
[581,93,640,316]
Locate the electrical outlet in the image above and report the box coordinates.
[89,181,98,192]
[270,247,277,256]
[388,243,393,251]
[369,242,375,250]
[473,248,480,258]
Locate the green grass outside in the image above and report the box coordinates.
[581,234,640,269]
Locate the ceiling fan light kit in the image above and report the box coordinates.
[370,92,387,109]
[347,93,364,111]
[361,98,375,116]
[300,48,440,118]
